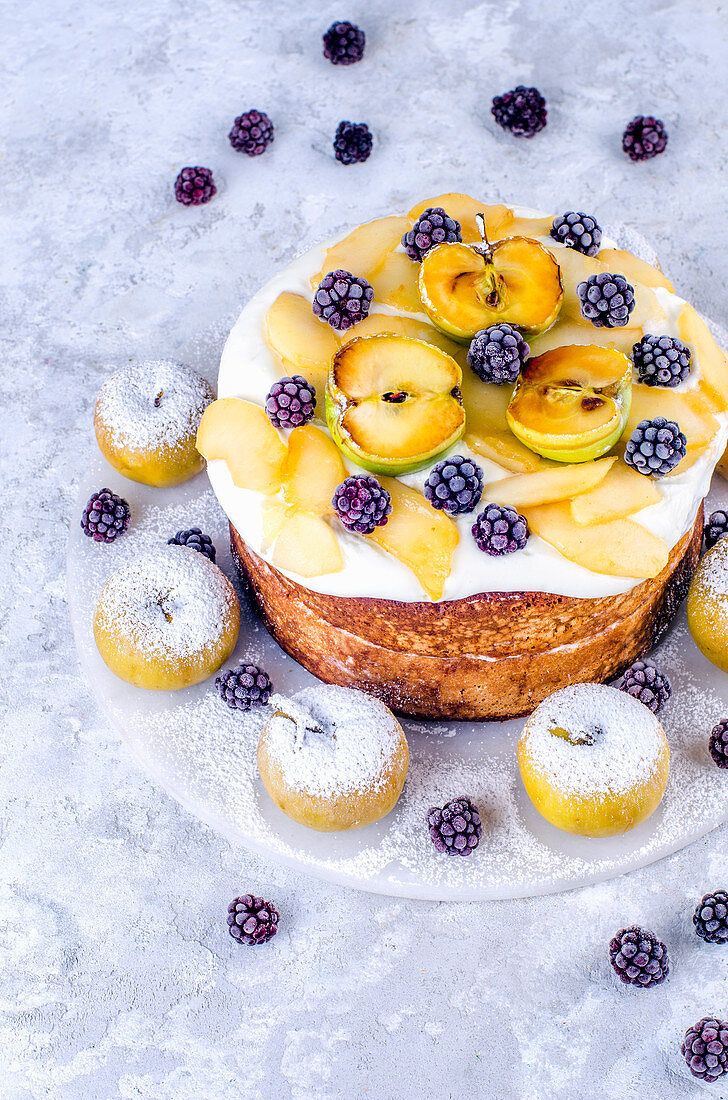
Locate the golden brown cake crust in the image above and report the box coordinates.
[230,508,703,720]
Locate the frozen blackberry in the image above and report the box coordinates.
[424,455,483,516]
[332,475,391,534]
[333,121,373,164]
[624,417,686,478]
[168,527,216,562]
[550,212,602,257]
[682,1017,728,1082]
[709,719,728,769]
[704,510,728,550]
[227,895,279,945]
[467,324,530,385]
[693,890,728,944]
[623,115,668,162]
[426,797,482,856]
[265,375,316,428]
[619,657,671,714]
[81,488,130,543]
[491,85,547,137]
[401,207,462,262]
[228,110,274,156]
[577,272,635,328]
[633,334,691,388]
[174,166,216,206]
[313,269,373,331]
[322,21,365,65]
[216,663,273,711]
[609,926,669,987]
[472,504,529,556]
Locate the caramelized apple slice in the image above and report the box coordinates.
[466,430,546,473]
[678,303,728,412]
[623,384,718,449]
[569,461,661,525]
[597,248,674,292]
[369,251,423,313]
[281,425,346,515]
[528,317,639,358]
[196,398,287,492]
[483,457,615,508]
[459,369,513,434]
[264,291,339,397]
[310,215,409,289]
[369,478,458,600]
[524,502,669,578]
[407,194,514,243]
[500,214,553,239]
[273,513,344,577]
[556,248,666,332]
[261,497,293,551]
[338,312,466,360]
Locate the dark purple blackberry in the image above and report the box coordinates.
[472,504,529,556]
[704,510,728,550]
[216,664,273,712]
[265,375,316,428]
[577,272,635,328]
[491,85,547,138]
[424,455,483,516]
[81,488,130,543]
[709,719,728,769]
[624,417,686,478]
[693,890,728,944]
[174,166,216,206]
[426,797,482,857]
[550,212,602,257]
[401,207,462,263]
[619,657,671,714]
[609,926,669,988]
[322,21,365,65]
[168,527,216,562]
[333,121,373,165]
[313,269,373,331]
[467,324,530,385]
[633,334,691,388]
[682,1017,728,1083]
[332,475,391,535]
[228,110,274,156]
[227,895,279,945]
[623,115,668,162]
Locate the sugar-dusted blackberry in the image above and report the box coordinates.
[312,269,373,331]
[693,890,728,944]
[332,475,391,534]
[704,510,728,550]
[174,166,216,206]
[424,455,483,516]
[472,503,529,556]
[216,663,273,711]
[577,272,635,328]
[227,895,279,945]
[609,926,669,987]
[168,527,216,562]
[619,657,671,714]
[401,207,462,263]
[491,85,547,137]
[81,488,131,543]
[467,324,530,385]
[426,797,482,856]
[333,121,373,165]
[624,416,686,478]
[623,116,668,162]
[322,21,365,65]
[265,375,316,428]
[229,110,274,156]
[633,334,691,388]
[682,1017,728,1082]
[709,719,728,769]
[550,211,602,257]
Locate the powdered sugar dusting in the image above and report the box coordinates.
[694,536,728,600]
[520,684,666,798]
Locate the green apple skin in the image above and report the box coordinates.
[506,388,632,464]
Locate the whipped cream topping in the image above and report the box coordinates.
[210,207,728,602]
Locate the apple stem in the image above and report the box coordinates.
[475,212,494,265]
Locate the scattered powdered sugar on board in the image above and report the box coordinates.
[520,684,666,797]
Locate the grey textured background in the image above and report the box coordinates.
[3,0,728,1096]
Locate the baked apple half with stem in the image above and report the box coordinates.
[418,213,563,342]
[507,345,632,463]
[325,334,465,474]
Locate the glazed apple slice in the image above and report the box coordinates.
[569,461,661,525]
[264,291,339,398]
[524,502,669,578]
[281,425,347,515]
[338,312,466,360]
[273,513,344,577]
[407,194,514,243]
[556,248,666,332]
[678,303,728,412]
[309,215,409,289]
[528,317,639,358]
[369,478,459,600]
[623,384,718,449]
[369,251,423,313]
[596,248,674,292]
[196,398,287,492]
[466,430,546,474]
[482,457,615,508]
